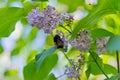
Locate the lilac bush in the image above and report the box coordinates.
[26,5,115,80]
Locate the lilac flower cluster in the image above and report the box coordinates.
[60,12,74,23]
[70,30,92,52]
[64,59,79,79]
[96,37,109,54]
[64,65,79,78]
[27,5,73,34]
[64,54,85,79]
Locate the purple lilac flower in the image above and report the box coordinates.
[70,30,92,52]
[27,5,73,34]
[41,5,61,33]
[96,37,109,54]
[59,12,74,24]
[27,6,60,33]
[64,55,85,79]
[64,65,79,78]
[27,7,44,28]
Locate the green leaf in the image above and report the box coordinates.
[0,43,3,54]
[89,63,117,75]
[32,0,48,1]
[66,47,80,56]
[105,17,116,29]
[4,69,18,76]
[0,7,23,37]
[23,60,38,80]
[35,50,44,61]
[35,46,56,69]
[27,50,38,63]
[11,38,26,56]
[47,73,57,80]
[23,2,40,17]
[21,0,24,2]
[45,35,54,49]
[38,54,58,80]
[23,54,58,80]
[71,0,119,39]
[104,64,117,75]
[109,73,120,80]
[58,0,84,12]
[26,27,39,42]
[89,51,117,75]
[91,28,114,40]
[89,51,103,75]
[106,36,120,51]
[85,67,91,79]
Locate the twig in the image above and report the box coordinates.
[56,74,65,79]
[63,52,71,64]
[116,50,120,80]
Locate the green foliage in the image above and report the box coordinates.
[27,50,38,63]
[105,17,116,29]
[106,36,120,51]
[88,51,103,75]
[35,46,56,69]
[58,0,84,12]
[23,1,46,17]
[87,51,117,79]
[109,73,120,80]
[0,43,3,54]
[88,63,117,75]
[4,69,18,76]
[105,14,120,35]
[71,0,120,39]
[45,35,54,49]
[11,38,26,56]
[11,27,39,56]
[66,47,80,56]
[23,2,38,16]
[24,53,58,80]
[23,46,57,80]
[37,54,58,80]
[47,73,57,80]
[23,60,37,80]
[32,0,48,1]
[91,28,114,40]
[0,7,23,37]
[26,27,39,42]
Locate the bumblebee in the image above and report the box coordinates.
[54,35,64,48]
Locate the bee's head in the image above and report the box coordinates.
[54,35,61,42]
[54,34,64,48]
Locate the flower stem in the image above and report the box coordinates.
[116,50,120,80]
[60,25,72,34]
[63,52,71,64]
[89,51,109,79]
[56,74,65,79]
